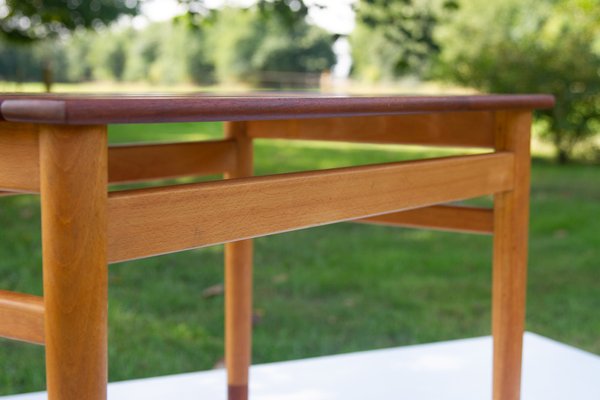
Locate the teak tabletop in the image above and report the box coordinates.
[0,93,554,400]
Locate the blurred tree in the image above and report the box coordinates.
[0,39,39,83]
[178,0,329,86]
[434,0,600,163]
[0,0,332,88]
[122,25,162,82]
[0,38,69,83]
[0,0,140,90]
[146,21,214,85]
[87,28,130,81]
[179,0,313,29]
[206,8,258,83]
[65,31,95,82]
[206,6,334,87]
[255,0,309,30]
[252,23,334,73]
[183,23,215,85]
[351,0,457,81]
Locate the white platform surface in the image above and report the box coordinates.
[3,332,599,400]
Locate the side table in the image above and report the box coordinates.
[0,94,554,400]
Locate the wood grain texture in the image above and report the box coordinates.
[1,94,554,125]
[224,121,254,400]
[40,124,108,400]
[247,112,495,148]
[0,122,39,192]
[0,290,44,345]
[108,139,236,183]
[357,205,493,234]
[0,138,235,193]
[491,111,532,400]
[107,152,514,263]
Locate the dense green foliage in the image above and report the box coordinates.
[350,0,600,162]
[0,0,140,90]
[434,0,600,162]
[180,0,311,29]
[1,123,599,395]
[351,0,457,81]
[207,7,334,86]
[0,0,139,42]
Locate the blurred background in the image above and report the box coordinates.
[0,0,598,396]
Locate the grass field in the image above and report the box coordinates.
[1,122,598,395]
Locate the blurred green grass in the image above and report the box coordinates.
[0,122,598,395]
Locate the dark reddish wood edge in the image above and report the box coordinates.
[1,99,66,124]
[0,94,554,125]
[228,384,248,400]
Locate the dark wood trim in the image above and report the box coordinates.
[1,94,554,125]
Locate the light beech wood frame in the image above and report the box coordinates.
[106,152,512,263]
[224,121,254,400]
[0,134,238,193]
[357,204,494,235]
[247,111,496,148]
[0,290,44,345]
[39,124,109,400]
[0,110,534,400]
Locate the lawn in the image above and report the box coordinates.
[0,122,598,395]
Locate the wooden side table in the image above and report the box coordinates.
[0,94,554,400]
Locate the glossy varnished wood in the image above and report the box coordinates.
[357,205,493,234]
[247,112,495,148]
[0,290,44,345]
[108,139,236,183]
[39,125,108,400]
[107,153,514,263]
[0,122,39,192]
[224,122,254,400]
[492,111,532,400]
[0,138,235,193]
[0,94,554,125]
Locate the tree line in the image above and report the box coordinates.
[0,6,335,88]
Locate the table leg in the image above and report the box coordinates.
[492,111,532,400]
[224,122,254,400]
[39,125,108,400]
[225,240,253,400]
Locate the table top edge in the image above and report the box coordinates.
[0,94,555,125]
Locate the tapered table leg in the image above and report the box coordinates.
[39,125,108,400]
[224,122,254,400]
[492,111,532,400]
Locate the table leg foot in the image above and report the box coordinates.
[228,384,248,400]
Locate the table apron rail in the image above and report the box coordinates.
[0,133,237,192]
[356,205,494,234]
[107,152,513,263]
[0,122,39,192]
[246,111,495,148]
[0,290,45,345]
[108,139,236,184]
